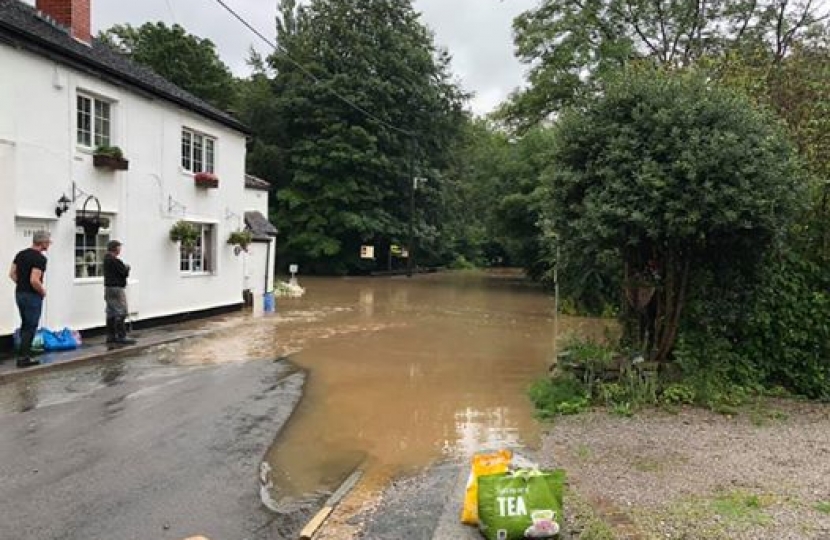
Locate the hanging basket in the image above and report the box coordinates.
[169,220,199,253]
[227,229,253,254]
[75,195,107,236]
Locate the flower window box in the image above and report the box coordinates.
[92,146,129,171]
[194,172,219,189]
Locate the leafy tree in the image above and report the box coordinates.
[438,121,565,274]
[254,0,466,274]
[544,69,802,363]
[716,25,830,258]
[503,0,828,130]
[674,28,830,396]
[427,119,507,267]
[490,128,556,277]
[100,22,237,110]
[237,64,283,190]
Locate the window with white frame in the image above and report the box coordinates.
[75,221,111,278]
[180,223,215,274]
[77,93,112,148]
[181,128,216,173]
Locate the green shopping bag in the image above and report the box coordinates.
[478,469,566,540]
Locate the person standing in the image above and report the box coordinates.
[8,230,51,368]
[103,240,136,346]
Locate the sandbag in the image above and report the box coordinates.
[461,449,513,525]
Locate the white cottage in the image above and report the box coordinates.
[0,0,277,344]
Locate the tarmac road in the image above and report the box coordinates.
[0,353,306,540]
[358,461,481,540]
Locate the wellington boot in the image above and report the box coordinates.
[115,318,136,345]
[16,356,40,368]
[106,317,118,344]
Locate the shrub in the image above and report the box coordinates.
[678,250,830,401]
[597,382,627,406]
[661,383,696,406]
[739,253,830,400]
[94,145,124,159]
[528,377,590,418]
[448,255,476,270]
[559,336,615,395]
[544,68,802,364]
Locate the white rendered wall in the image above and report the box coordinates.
[0,45,248,335]
[242,187,276,294]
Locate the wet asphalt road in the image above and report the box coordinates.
[0,354,306,540]
[358,461,478,540]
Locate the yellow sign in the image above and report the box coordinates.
[390,244,402,255]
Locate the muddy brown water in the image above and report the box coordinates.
[174,271,611,512]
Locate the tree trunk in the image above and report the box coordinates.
[653,255,690,364]
[623,251,660,358]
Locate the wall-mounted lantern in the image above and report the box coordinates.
[55,194,71,217]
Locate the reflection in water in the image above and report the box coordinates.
[100,361,126,386]
[453,407,524,456]
[0,353,198,415]
[359,289,374,317]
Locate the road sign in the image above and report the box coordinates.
[390,244,403,255]
[360,245,375,259]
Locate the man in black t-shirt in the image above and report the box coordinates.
[8,230,51,368]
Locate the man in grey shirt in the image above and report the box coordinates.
[103,240,136,346]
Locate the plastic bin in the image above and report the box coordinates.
[263,292,276,313]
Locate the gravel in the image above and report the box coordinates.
[539,399,830,539]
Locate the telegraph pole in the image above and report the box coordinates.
[407,140,415,278]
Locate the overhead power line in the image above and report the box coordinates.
[209,0,417,137]
[163,0,177,24]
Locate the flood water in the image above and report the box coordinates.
[188,270,613,512]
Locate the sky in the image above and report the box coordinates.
[33,0,541,116]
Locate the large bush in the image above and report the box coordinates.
[741,254,830,399]
[544,68,803,363]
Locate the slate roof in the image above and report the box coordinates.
[244,211,278,241]
[0,0,249,134]
[245,174,271,191]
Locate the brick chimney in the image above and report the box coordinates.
[36,0,91,44]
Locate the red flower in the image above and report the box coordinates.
[194,172,219,188]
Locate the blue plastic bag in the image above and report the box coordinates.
[41,327,80,351]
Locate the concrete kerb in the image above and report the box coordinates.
[0,328,212,384]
